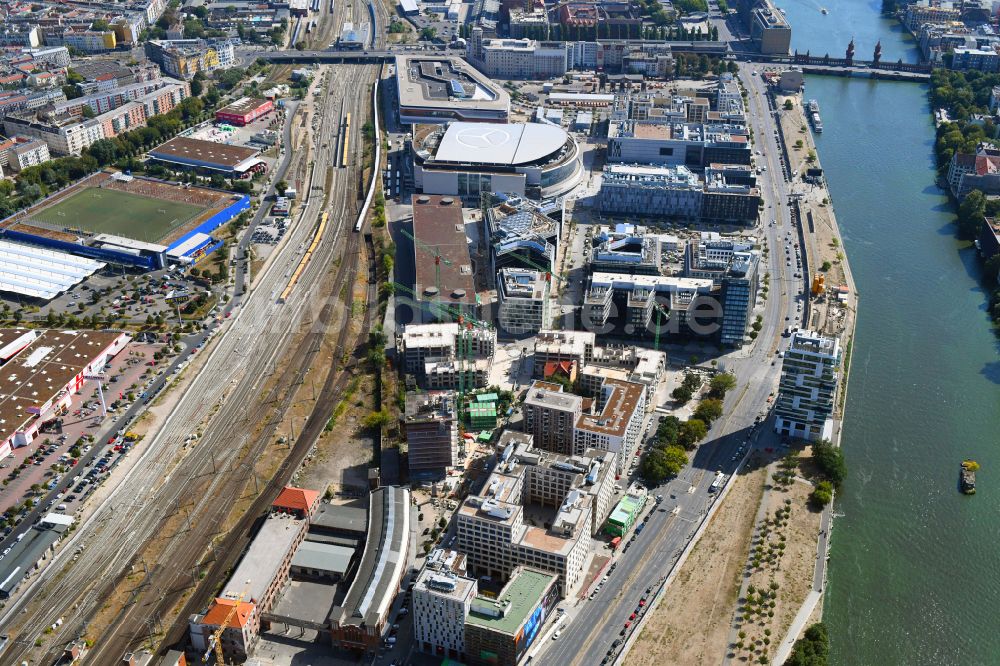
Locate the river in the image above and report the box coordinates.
[769,0,1000,663]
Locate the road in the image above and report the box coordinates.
[0,3,383,662]
[537,66,809,666]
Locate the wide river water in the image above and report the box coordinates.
[769,0,1000,662]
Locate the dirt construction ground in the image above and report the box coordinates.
[626,465,767,666]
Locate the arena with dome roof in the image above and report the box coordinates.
[411,121,584,200]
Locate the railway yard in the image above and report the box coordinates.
[0,0,388,662]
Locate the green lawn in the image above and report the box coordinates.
[31,188,206,243]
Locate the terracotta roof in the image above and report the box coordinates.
[201,598,255,628]
[273,486,319,514]
[975,154,1000,176]
[543,360,574,378]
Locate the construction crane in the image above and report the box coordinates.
[400,228,452,319]
[506,251,566,285]
[393,281,490,449]
[204,582,250,666]
[652,302,669,352]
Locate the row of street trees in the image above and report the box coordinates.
[641,372,737,483]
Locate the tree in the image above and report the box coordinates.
[656,415,681,447]
[275,180,288,196]
[677,419,708,450]
[820,260,832,271]
[783,99,794,111]
[708,372,736,399]
[640,445,688,484]
[420,26,437,40]
[809,480,834,508]
[672,385,694,404]
[812,439,847,489]
[362,408,390,429]
[785,622,830,666]
[957,189,987,239]
[693,398,723,425]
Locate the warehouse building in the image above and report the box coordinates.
[0,328,130,458]
[0,239,105,300]
[215,97,274,126]
[148,136,267,178]
[410,195,479,323]
[328,486,411,650]
[0,514,74,599]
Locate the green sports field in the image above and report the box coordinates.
[31,188,206,243]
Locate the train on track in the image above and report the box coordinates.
[341,113,351,169]
[279,211,327,303]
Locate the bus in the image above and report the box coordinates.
[710,471,725,493]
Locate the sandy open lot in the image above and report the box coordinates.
[626,465,767,666]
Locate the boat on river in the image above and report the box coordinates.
[960,460,978,494]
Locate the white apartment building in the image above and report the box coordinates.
[4,116,105,156]
[573,377,646,473]
[775,330,841,442]
[6,138,50,171]
[401,323,496,388]
[455,435,607,597]
[468,30,569,79]
[413,552,478,661]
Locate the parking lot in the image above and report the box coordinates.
[0,341,165,535]
[3,264,211,329]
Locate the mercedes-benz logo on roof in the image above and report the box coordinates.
[455,126,511,148]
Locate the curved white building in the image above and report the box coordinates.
[413,122,583,200]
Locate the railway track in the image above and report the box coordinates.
[0,26,380,665]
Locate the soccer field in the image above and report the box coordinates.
[31,188,207,243]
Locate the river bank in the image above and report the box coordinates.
[770,1,1000,662]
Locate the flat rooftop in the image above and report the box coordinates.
[411,195,476,306]
[149,136,260,169]
[291,541,354,574]
[0,329,125,446]
[433,122,568,166]
[576,378,644,438]
[222,514,304,604]
[216,96,271,117]
[396,54,509,114]
[466,568,555,636]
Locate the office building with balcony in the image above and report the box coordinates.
[497,267,549,334]
[455,433,612,598]
[775,330,841,442]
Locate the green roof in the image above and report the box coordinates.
[465,569,555,636]
[468,405,497,416]
[609,494,644,525]
[476,393,499,403]
[477,431,493,442]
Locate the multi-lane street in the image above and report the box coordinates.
[0,2,383,661]
[536,66,809,666]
